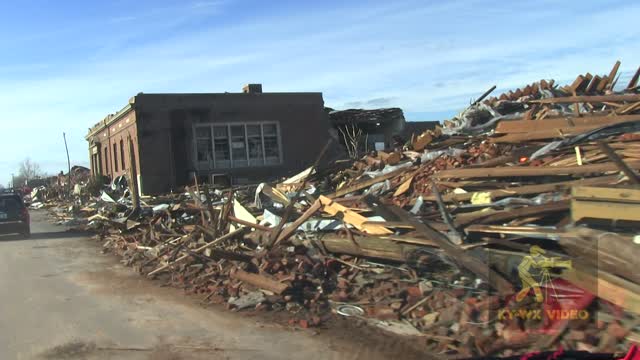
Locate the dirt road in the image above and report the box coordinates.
[0,211,426,360]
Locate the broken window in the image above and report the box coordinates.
[194,122,280,169]
[247,124,263,166]
[213,125,230,168]
[195,126,213,164]
[230,125,247,167]
[263,124,280,165]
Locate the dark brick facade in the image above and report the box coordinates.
[86,90,329,195]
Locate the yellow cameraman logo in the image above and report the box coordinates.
[516,245,572,303]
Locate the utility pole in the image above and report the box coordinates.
[11,173,14,189]
[63,133,72,198]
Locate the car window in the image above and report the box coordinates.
[0,197,22,211]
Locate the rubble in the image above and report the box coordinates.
[44,61,640,357]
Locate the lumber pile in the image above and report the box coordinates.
[47,61,640,357]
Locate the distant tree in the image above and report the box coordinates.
[18,158,43,180]
[13,158,45,187]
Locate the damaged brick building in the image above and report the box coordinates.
[327,107,439,152]
[85,84,329,195]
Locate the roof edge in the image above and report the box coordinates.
[85,97,136,140]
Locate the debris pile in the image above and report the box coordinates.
[48,61,640,357]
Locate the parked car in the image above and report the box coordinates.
[0,192,30,238]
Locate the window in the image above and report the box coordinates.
[262,124,280,165]
[213,125,230,168]
[195,126,213,163]
[120,139,126,170]
[113,143,118,172]
[194,122,281,169]
[230,125,247,167]
[0,196,21,212]
[247,124,263,166]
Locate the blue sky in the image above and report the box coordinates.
[1,0,639,184]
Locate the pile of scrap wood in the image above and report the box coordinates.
[51,61,640,357]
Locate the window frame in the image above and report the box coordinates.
[192,121,282,170]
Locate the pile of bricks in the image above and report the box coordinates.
[50,61,640,357]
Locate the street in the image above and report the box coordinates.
[0,211,412,360]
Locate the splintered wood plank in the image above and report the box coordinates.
[492,126,603,142]
[596,75,610,92]
[585,75,601,93]
[319,234,409,262]
[606,60,621,89]
[572,186,640,203]
[572,200,640,222]
[274,200,322,245]
[393,174,415,196]
[387,205,515,295]
[455,200,569,226]
[530,93,640,104]
[562,267,640,315]
[570,75,586,94]
[627,66,640,89]
[618,101,640,115]
[596,141,640,184]
[434,160,640,179]
[495,114,640,134]
[580,73,593,93]
[231,269,289,294]
[329,167,408,198]
[428,175,619,203]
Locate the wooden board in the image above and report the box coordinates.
[562,267,640,315]
[429,175,619,203]
[529,94,640,104]
[455,200,570,226]
[329,167,409,198]
[393,174,415,196]
[387,204,515,295]
[274,200,322,245]
[572,186,640,203]
[231,269,289,294]
[571,186,640,222]
[495,114,640,134]
[434,160,640,179]
[571,200,640,222]
[627,66,640,89]
[493,125,614,143]
[320,234,415,262]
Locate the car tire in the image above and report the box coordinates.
[22,229,31,239]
